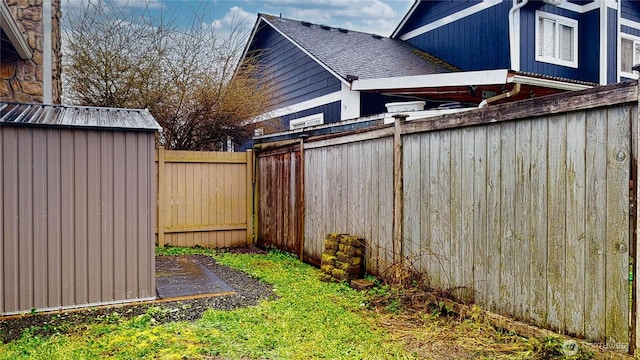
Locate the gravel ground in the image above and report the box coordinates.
[0,248,276,343]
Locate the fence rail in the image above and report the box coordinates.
[155,148,253,248]
[255,81,639,352]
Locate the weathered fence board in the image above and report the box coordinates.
[155,148,253,248]
[279,83,635,350]
[300,138,394,273]
[255,145,302,255]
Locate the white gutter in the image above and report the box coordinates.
[509,0,528,71]
[0,1,32,59]
[509,74,592,91]
[351,69,510,91]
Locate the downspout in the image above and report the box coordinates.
[478,83,522,108]
[509,0,529,71]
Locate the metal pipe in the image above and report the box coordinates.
[478,83,522,108]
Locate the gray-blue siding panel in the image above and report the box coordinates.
[405,2,511,71]
[250,24,341,108]
[398,0,482,36]
[608,8,618,84]
[622,25,640,37]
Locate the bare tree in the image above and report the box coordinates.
[63,0,279,150]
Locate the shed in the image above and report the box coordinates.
[0,102,161,315]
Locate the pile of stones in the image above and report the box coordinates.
[318,233,365,283]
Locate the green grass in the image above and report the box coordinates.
[0,248,411,360]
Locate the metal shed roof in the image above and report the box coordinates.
[0,102,162,131]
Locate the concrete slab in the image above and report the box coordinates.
[155,256,234,299]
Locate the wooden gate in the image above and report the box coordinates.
[255,143,305,259]
[156,148,253,248]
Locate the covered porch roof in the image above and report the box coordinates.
[350,69,595,106]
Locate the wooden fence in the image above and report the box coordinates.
[255,144,303,258]
[156,148,253,248]
[255,81,640,352]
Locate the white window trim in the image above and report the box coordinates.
[620,34,640,79]
[535,10,579,68]
[289,113,324,130]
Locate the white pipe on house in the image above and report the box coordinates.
[509,0,529,71]
[478,83,522,108]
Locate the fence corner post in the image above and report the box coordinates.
[393,114,407,277]
[157,146,166,247]
[633,80,640,355]
[246,149,254,246]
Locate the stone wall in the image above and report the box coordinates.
[0,0,61,103]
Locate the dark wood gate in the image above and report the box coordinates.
[255,143,305,259]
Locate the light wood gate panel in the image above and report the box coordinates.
[156,148,253,248]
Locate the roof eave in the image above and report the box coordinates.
[238,14,266,65]
[391,0,420,39]
[0,1,32,60]
[351,69,593,92]
[259,15,350,86]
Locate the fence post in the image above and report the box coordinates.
[633,81,640,355]
[157,146,166,247]
[246,149,254,246]
[393,114,407,277]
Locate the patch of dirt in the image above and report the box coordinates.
[0,252,276,343]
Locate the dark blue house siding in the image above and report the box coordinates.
[249,23,341,108]
[622,1,640,23]
[519,4,599,83]
[404,1,511,71]
[622,25,640,37]
[279,101,341,129]
[398,0,482,35]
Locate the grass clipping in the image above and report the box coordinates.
[366,284,596,360]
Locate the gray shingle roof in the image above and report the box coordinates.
[0,102,162,131]
[261,14,458,80]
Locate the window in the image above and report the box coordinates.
[535,11,578,68]
[621,36,640,79]
[289,113,324,130]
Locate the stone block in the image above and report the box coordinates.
[21,80,42,96]
[0,63,16,79]
[350,279,375,291]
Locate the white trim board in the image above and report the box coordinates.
[398,0,502,41]
[600,1,608,85]
[257,83,360,122]
[43,0,52,103]
[397,0,603,42]
[352,69,510,90]
[621,18,640,31]
[351,69,591,92]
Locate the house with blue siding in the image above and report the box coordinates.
[241,6,598,133]
[393,0,640,85]
[241,14,459,131]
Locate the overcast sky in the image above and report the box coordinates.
[64,0,414,37]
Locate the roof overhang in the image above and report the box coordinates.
[0,1,32,60]
[351,69,593,105]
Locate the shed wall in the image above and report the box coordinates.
[0,126,156,315]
